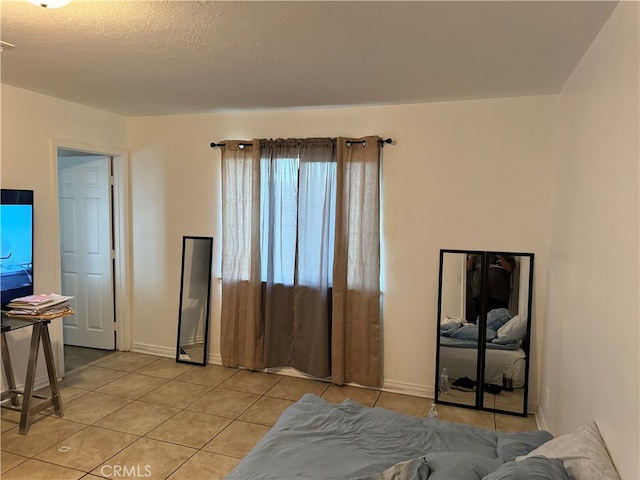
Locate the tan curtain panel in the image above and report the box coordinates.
[332,136,382,387]
[220,140,264,370]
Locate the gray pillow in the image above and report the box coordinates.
[422,452,503,480]
[516,422,620,480]
[496,430,554,461]
[482,456,571,480]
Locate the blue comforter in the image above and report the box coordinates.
[440,309,520,350]
[439,336,521,351]
[225,394,552,480]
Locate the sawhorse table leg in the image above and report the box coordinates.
[1,333,20,407]
[1,321,64,434]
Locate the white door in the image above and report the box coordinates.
[58,155,115,349]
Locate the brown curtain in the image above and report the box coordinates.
[220,140,264,370]
[332,136,382,387]
[220,136,382,387]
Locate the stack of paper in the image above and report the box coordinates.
[5,293,74,318]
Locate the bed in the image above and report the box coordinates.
[439,310,528,388]
[225,393,620,480]
[439,337,526,388]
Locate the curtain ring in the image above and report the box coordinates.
[239,144,245,149]
[346,141,352,148]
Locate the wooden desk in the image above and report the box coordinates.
[1,313,65,434]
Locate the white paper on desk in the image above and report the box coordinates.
[7,293,73,311]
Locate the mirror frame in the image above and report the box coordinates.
[175,236,213,366]
[434,249,534,417]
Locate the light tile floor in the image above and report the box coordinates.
[64,346,115,374]
[1,351,538,480]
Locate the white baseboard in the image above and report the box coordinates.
[535,406,547,431]
[208,353,222,365]
[179,335,206,346]
[381,379,434,399]
[130,344,226,366]
[130,342,175,359]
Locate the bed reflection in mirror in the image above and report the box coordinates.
[436,250,533,416]
[176,236,213,366]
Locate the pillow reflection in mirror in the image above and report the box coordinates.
[486,308,512,330]
[442,315,465,325]
[440,322,463,336]
[450,324,498,342]
[497,315,527,341]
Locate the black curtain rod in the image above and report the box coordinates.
[210,138,393,149]
[210,142,250,148]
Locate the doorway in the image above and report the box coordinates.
[55,143,131,375]
[59,153,114,351]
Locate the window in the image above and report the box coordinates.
[259,142,336,287]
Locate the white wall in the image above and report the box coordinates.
[542,3,639,478]
[127,95,555,401]
[0,85,127,384]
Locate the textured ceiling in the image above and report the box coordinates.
[0,1,617,116]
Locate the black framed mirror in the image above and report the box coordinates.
[176,236,213,366]
[435,249,534,416]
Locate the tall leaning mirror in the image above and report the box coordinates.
[176,236,213,366]
[435,250,534,416]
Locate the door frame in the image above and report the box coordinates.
[51,139,132,374]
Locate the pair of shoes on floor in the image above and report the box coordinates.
[451,377,476,392]
[484,383,502,395]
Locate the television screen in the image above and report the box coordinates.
[1,189,34,307]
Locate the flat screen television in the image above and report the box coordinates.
[1,189,34,307]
